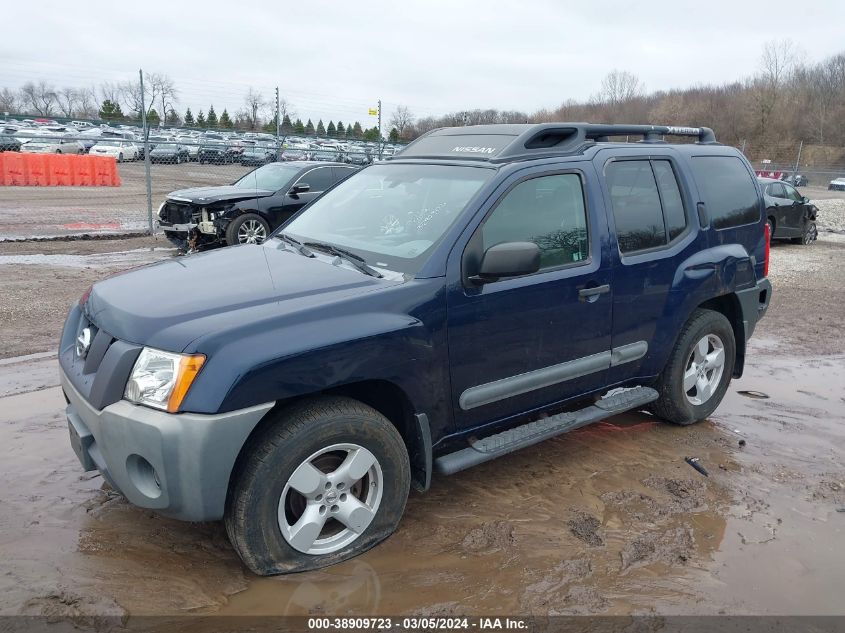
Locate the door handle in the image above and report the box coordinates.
[578,284,610,302]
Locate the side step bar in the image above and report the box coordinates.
[434,386,658,476]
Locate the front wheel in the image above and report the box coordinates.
[649,309,736,425]
[118,153,124,163]
[791,221,817,245]
[225,397,410,575]
[226,212,270,245]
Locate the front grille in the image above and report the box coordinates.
[161,202,195,224]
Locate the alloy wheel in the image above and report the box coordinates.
[683,334,725,406]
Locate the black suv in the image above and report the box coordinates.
[158,161,358,249]
[62,123,771,576]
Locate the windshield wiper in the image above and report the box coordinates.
[302,241,383,278]
[275,233,314,257]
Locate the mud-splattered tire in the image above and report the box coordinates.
[649,309,736,426]
[224,396,410,576]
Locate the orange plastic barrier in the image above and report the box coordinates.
[51,154,74,186]
[23,154,51,186]
[0,152,121,186]
[1,152,27,185]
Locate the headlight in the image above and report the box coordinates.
[124,347,205,413]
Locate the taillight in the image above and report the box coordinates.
[763,222,770,277]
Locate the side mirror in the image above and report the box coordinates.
[289,183,310,195]
[470,241,540,284]
[802,196,809,204]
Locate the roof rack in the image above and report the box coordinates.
[391,122,718,163]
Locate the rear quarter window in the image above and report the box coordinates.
[691,156,760,229]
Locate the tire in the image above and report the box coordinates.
[766,217,775,240]
[791,221,817,245]
[649,308,736,425]
[224,396,410,575]
[226,212,270,245]
[118,153,124,163]
[176,155,182,165]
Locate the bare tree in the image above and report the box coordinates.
[0,87,20,114]
[99,82,123,106]
[244,88,267,130]
[752,39,799,135]
[56,88,80,118]
[152,74,178,127]
[596,70,644,107]
[76,86,99,119]
[20,81,58,116]
[120,72,173,120]
[389,105,414,139]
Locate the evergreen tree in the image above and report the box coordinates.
[219,109,233,128]
[99,99,124,121]
[196,110,206,127]
[281,114,293,133]
[206,105,218,127]
[305,119,315,135]
[336,121,345,137]
[326,121,336,137]
[262,115,279,134]
[184,108,194,125]
[351,121,364,139]
[294,118,305,134]
[316,119,326,136]
[146,108,161,127]
[388,127,399,142]
[166,108,180,125]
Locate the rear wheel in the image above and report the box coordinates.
[225,397,410,575]
[118,153,124,163]
[226,213,270,245]
[650,309,736,425]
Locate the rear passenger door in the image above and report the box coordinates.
[446,167,614,430]
[598,153,696,386]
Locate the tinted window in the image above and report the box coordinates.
[605,161,666,253]
[783,183,802,202]
[332,166,357,183]
[482,174,588,269]
[298,167,334,192]
[652,160,687,240]
[768,182,786,198]
[691,156,760,229]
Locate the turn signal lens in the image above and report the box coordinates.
[763,222,771,277]
[167,354,206,413]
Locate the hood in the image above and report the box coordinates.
[84,243,400,353]
[167,185,274,203]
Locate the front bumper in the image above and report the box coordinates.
[61,368,273,522]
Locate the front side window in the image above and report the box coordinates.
[283,163,493,274]
[481,173,589,269]
[296,167,334,192]
[783,183,803,202]
[690,156,760,229]
[768,182,786,198]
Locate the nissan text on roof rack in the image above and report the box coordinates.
[59,122,772,575]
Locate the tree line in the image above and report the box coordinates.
[3,42,844,150]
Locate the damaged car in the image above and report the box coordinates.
[158,161,358,249]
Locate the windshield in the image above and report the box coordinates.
[283,163,493,274]
[233,163,301,191]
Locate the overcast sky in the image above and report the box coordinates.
[2,0,843,128]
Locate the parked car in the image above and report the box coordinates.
[309,149,341,162]
[0,132,21,152]
[239,145,276,166]
[829,176,845,191]
[60,123,771,575]
[198,140,238,164]
[345,148,372,165]
[157,161,358,249]
[781,172,808,187]
[90,140,140,162]
[149,143,190,164]
[279,149,308,161]
[759,177,818,245]
[176,136,200,161]
[21,137,85,154]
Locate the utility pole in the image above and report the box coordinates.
[377,98,382,159]
[275,86,281,160]
[792,140,803,184]
[139,69,153,235]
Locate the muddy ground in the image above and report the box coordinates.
[0,202,844,620]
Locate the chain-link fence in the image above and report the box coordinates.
[737,139,845,189]
[0,125,404,241]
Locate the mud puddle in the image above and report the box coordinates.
[1,351,843,617]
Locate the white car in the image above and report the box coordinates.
[90,140,140,162]
[829,177,845,192]
[21,137,85,154]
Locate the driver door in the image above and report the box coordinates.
[446,168,614,430]
[263,166,336,226]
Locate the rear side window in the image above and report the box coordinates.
[605,159,688,254]
[691,156,760,229]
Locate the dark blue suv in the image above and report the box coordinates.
[59,123,772,575]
